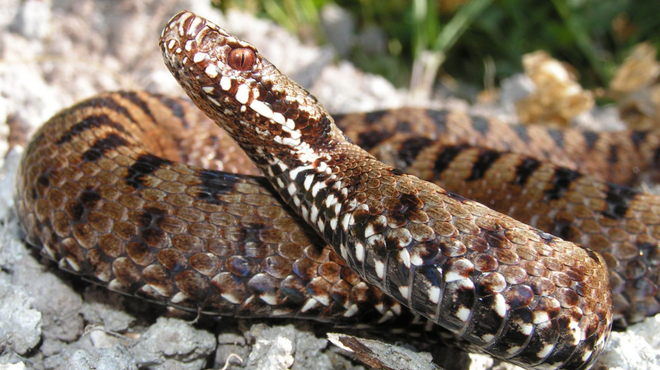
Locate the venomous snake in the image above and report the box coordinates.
[14,10,660,369]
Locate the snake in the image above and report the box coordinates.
[13,10,660,370]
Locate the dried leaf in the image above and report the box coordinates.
[515,51,594,127]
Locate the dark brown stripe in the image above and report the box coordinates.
[467,150,502,181]
[398,137,434,166]
[156,94,188,125]
[124,154,173,189]
[602,184,637,220]
[357,129,394,152]
[545,167,581,201]
[56,114,128,145]
[514,158,542,186]
[432,146,464,175]
[121,91,158,123]
[81,133,129,162]
[363,110,388,124]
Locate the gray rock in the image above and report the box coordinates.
[0,279,41,355]
[66,347,137,370]
[80,288,136,333]
[132,318,216,370]
[11,256,83,343]
[245,323,334,370]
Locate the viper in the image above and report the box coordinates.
[15,10,660,370]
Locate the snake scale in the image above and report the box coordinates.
[14,10,660,369]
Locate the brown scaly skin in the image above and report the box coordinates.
[159,11,611,369]
[336,109,660,326]
[16,10,660,370]
[335,109,660,187]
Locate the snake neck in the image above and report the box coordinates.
[159,11,387,253]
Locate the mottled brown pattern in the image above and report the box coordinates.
[157,11,612,369]
[15,10,660,370]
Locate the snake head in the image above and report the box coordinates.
[160,11,344,168]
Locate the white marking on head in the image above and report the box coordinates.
[311,181,326,197]
[167,39,176,49]
[273,113,286,125]
[288,164,313,180]
[220,76,232,91]
[281,137,301,146]
[250,100,274,119]
[185,40,194,52]
[205,65,218,78]
[177,13,192,36]
[236,84,250,104]
[188,16,203,36]
[202,86,214,93]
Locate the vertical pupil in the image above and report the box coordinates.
[229,48,254,71]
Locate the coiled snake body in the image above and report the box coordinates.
[15,10,660,370]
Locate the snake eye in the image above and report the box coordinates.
[228,47,256,71]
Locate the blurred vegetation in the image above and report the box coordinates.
[213,0,660,93]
